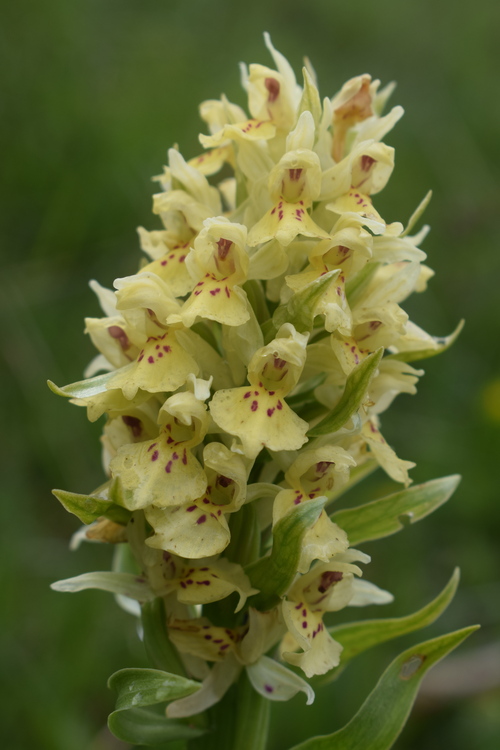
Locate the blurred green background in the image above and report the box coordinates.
[1,0,500,748]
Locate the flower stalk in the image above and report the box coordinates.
[49,33,474,750]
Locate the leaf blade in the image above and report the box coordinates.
[108,704,205,745]
[109,667,200,711]
[288,625,479,750]
[330,475,460,545]
[246,496,326,610]
[319,568,460,684]
[308,348,383,437]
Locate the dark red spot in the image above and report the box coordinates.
[276,400,283,410]
[289,168,303,181]
[318,570,343,593]
[151,450,159,462]
[204,634,212,639]
[148,356,155,364]
[361,154,376,171]
[147,443,157,451]
[197,515,207,524]
[302,621,308,629]
[108,326,130,351]
[165,461,172,473]
[122,416,142,437]
[220,643,230,650]
[316,461,333,476]
[163,345,171,353]
[267,408,275,417]
[225,286,230,298]
[264,684,274,693]
[179,255,186,262]
[186,505,197,512]
[161,260,167,266]
[182,449,187,465]
[217,475,233,488]
[251,400,258,411]
[217,237,233,259]
[264,77,280,102]
[180,581,187,589]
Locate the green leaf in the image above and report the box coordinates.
[142,599,188,677]
[246,496,326,610]
[272,270,340,333]
[288,625,479,750]
[52,486,131,525]
[345,262,379,305]
[109,668,201,711]
[320,568,460,684]
[243,279,270,324]
[401,190,432,237]
[330,474,460,545]
[308,349,383,437]
[386,319,464,363]
[47,367,129,399]
[323,460,378,510]
[108,704,205,745]
[297,67,322,128]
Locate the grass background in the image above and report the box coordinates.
[1,0,499,748]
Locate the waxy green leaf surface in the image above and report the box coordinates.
[308,348,383,436]
[330,475,460,545]
[246,496,326,610]
[320,568,460,684]
[288,625,478,750]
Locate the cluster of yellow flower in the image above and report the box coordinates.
[51,35,461,716]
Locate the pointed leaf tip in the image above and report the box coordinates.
[288,625,478,750]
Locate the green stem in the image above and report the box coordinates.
[233,671,270,750]
[141,598,187,677]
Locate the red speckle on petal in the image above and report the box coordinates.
[148,356,155,364]
[276,400,283,410]
[122,416,142,437]
[186,505,197,512]
[197,515,207,524]
[264,684,274,693]
[108,326,130,351]
[165,461,172,473]
[264,77,280,102]
[151,450,159,462]
[225,286,230,298]
[267,408,275,417]
[251,401,258,411]
[163,345,171,353]
[302,621,308,629]
[182,449,188,465]
[361,154,376,171]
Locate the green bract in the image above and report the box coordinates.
[49,33,472,750]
